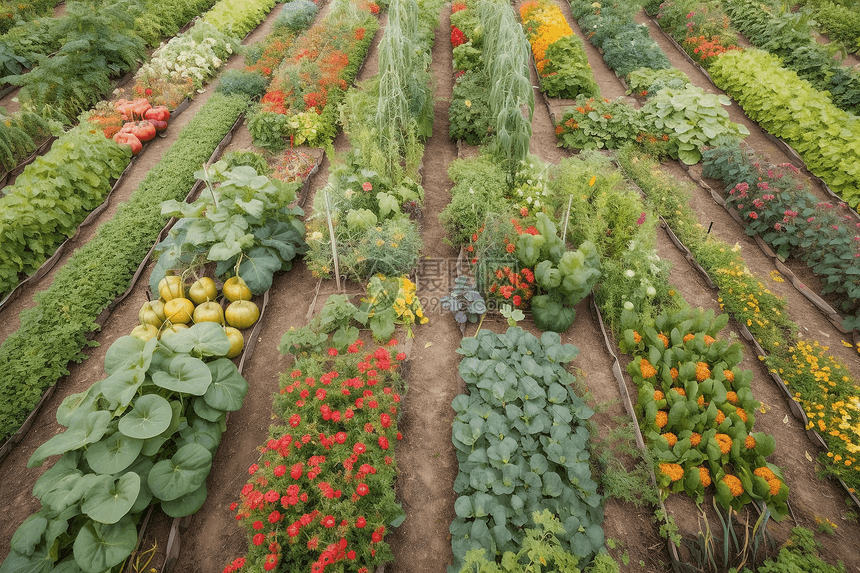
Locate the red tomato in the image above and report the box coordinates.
[144,106,170,122]
[149,119,168,132]
[121,121,156,142]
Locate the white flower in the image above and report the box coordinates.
[534,200,541,208]
[624,269,635,278]
[646,286,656,297]
[624,301,634,310]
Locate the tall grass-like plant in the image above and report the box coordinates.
[478,0,533,181]
[374,0,434,179]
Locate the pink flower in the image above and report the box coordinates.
[636,212,646,225]
[748,212,758,220]
[362,182,373,192]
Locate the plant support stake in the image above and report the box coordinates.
[561,194,573,242]
[324,189,342,292]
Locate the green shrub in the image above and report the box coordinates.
[216,68,269,99]
[440,154,513,246]
[273,0,318,31]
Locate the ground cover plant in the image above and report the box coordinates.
[2,322,249,573]
[449,327,606,571]
[799,0,860,53]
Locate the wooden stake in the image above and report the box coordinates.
[324,190,342,292]
[561,194,573,243]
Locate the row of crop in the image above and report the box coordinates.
[226,295,410,573]
[700,141,860,331]
[794,0,860,54]
[1,0,222,118]
[247,0,379,151]
[645,0,860,209]
[448,0,534,161]
[617,146,860,497]
[0,91,248,445]
[2,323,251,573]
[721,0,860,117]
[519,0,598,99]
[0,0,59,35]
[0,0,279,300]
[302,0,443,283]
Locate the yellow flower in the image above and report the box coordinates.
[464,100,471,108]
[376,239,385,246]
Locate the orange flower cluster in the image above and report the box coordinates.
[715,433,732,454]
[519,0,573,74]
[716,410,726,424]
[658,333,669,348]
[633,331,642,344]
[683,333,695,343]
[745,435,756,450]
[690,432,702,446]
[735,407,748,423]
[683,35,740,66]
[660,463,684,482]
[726,391,738,404]
[754,467,782,496]
[704,335,716,345]
[722,474,744,496]
[670,367,678,380]
[663,432,678,447]
[640,358,657,379]
[699,466,711,487]
[723,369,735,383]
[655,410,668,428]
[654,390,665,401]
[671,387,686,397]
[695,362,711,382]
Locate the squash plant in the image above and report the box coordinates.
[514,213,601,332]
[150,160,308,296]
[449,328,605,572]
[621,306,789,519]
[3,323,249,573]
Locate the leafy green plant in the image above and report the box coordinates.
[0,93,248,446]
[626,67,690,98]
[641,84,750,164]
[2,323,248,573]
[441,276,487,325]
[151,161,308,295]
[216,69,269,99]
[450,327,605,572]
[273,0,319,32]
[539,35,600,99]
[555,96,651,151]
[457,511,619,573]
[0,125,131,297]
[449,69,494,145]
[202,0,276,38]
[0,106,58,172]
[756,526,847,573]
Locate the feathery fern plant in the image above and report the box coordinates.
[0,106,60,173]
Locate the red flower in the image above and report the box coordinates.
[265,490,279,502]
[264,554,278,572]
[396,432,403,440]
[145,88,152,96]
[749,211,758,220]
[328,347,338,356]
[513,295,522,307]
[348,551,356,560]
[252,521,264,530]
[505,243,516,253]
[273,465,286,477]
[380,413,391,428]
[356,483,369,496]
[354,442,366,454]
[289,414,301,427]
[287,522,300,537]
[363,181,373,192]
[356,516,367,528]
[291,463,303,480]
[248,464,259,475]
[378,436,389,450]
[307,537,319,550]
[372,530,383,543]
[269,511,281,523]
[316,388,327,400]
[322,515,336,528]
[253,533,265,545]
[385,456,393,465]
[230,502,238,511]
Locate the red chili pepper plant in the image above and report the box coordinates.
[226,341,406,573]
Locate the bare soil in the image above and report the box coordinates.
[3,2,860,573]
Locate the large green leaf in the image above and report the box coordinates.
[99,367,146,410]
[85,432,143,475]
[32,452,81,498]
[41,474,98,514]
[81,473,140,524]
[51,557,84,573]
[104,336,157,375]
[192,396,225,423]
[9,514,48,557]
[28,411,111,468]
[0,541,54,573]
[177,416,222,453]
[161,483,207,518]
[72,515,137,573]
[126,457,155,515]
[158,322,231,358]
[56,387,99,427]
[148,443,212,502]
[151,355,212,396]
[203,358,248,412]
[238,245,282,294]
[118,394,173,440]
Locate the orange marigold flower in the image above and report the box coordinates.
[768,478,781,496]
[683,333,695,342]
[754,467,776,481]
[699,466,711,487]
[633,331,642,344]
[697,395,706,407]
[724,369,735,382]
[640,359,657,379]
[736,408,748,422]
[655,410,668,428]
[659,462,684,482]
[695,362,711,382]
[690,432,702,446]
[744,434,756,449]
[654,390,665,401]
[555,124,564,135]
[716,411,726,425]
[505,243,516,253]
[663,432,678,447]
[658,333,669,348]
[670,367,679,380]
[704,335,716,345]
[671,387,686,397]
[726,391,738,404]
[715,433,732,454]
[722,474,744,497]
